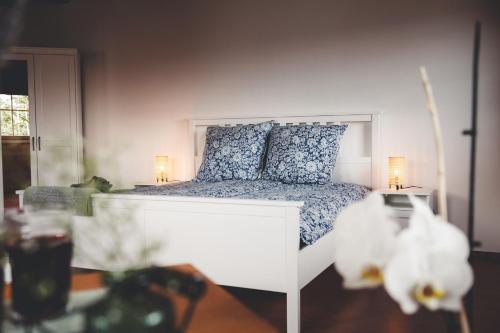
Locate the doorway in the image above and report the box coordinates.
[0,59,32,209]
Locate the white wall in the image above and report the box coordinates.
[19,0,500,252]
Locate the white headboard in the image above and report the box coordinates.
[190,114,380,188]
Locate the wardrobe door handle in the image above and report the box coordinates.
[32,137,35,151]
[38,136,41,151]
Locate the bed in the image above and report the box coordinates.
[64,114,380,333]
[128,180,369,246]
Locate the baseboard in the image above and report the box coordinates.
[471,250,500,263]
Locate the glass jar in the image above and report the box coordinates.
[3,209,73,322]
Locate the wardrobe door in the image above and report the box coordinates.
[34,54,82,186]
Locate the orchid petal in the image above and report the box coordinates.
[384,195,473,314]
[384,245,422,314]
[408,195,469,259]
[334,192,399,289]
[427,253,473,311]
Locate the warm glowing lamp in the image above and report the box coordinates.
[155,155,169,184]
[388,156,406,190]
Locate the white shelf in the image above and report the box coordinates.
[376,187,434,219]
[376,188,433,196]
[134,180,181,188]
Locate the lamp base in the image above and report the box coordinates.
[156,177,169,184]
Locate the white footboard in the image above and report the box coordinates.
[71,193,319,332]
[74,193,304,332]
[79,194,303,291]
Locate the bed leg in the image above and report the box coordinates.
[285,206,301,333]
[15,190,24,209]
[287,288,300,333]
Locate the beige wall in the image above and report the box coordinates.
[19,0,500,252]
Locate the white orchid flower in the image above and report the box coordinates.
[384,195,473,314]
[334,192,400,289]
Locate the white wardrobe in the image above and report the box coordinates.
[4,47,83,188]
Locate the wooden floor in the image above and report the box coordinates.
[225,252,500,333]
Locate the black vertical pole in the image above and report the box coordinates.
[463,20,482,331]
[465,21,481,250]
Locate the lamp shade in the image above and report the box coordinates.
[388,156,405,190]
[155,155,169,183]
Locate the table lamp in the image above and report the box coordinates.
[155,155,169,184]
[388,156,405,190]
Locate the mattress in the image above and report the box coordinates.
[130,180,369,245]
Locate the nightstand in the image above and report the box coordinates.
[134,180,180,189]
[376,188,433,220]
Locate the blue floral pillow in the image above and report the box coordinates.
[262,124,347,184]
[195,122,273,182]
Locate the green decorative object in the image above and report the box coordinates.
[84,267,206,333]
[71,176,112,193]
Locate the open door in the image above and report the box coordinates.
[0,54,36,210]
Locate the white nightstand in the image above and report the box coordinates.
[376,188,434,220]
[134,180,180,189]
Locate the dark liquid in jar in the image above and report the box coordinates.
[7,235,73,322]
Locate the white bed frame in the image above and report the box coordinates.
[46,114,379,333]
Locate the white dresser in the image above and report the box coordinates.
[377,188,434,220]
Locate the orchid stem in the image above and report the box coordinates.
[419,67,448,220]
[419,66,471,333]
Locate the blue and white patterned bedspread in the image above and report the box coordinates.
[130,180,369,245]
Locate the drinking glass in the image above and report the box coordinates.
[4,210,73,322]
